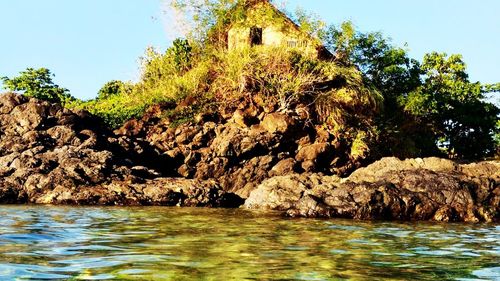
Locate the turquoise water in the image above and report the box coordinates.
[0,206,498,280]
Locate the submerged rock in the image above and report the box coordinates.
[244,157,500,223]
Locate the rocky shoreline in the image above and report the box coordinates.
[0,93,498,222]
[245,158,499,223]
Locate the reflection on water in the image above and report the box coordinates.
[0,206,498,280]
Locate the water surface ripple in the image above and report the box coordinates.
[0,206,498,280]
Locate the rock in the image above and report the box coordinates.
[112,95,372,196]
[270,158,299,176]
[177,164,193,178]
[296,143,331,162]
[0,92,26,114]
[1,93,498,223]
[116,119,145,137]
[295,143,333,172]
[232,109,248,127]
[47,126,77,146]
[261,113,294,134]
[348,157,459,183]
[27,177,243,208]
[245,157,500,223]
[0,93,244,208]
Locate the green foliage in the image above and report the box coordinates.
[323,21,421,98]
[71,1,500,160]
[168,38,193,73]
[166,0,242,46]
[72,96,146,129]
[74,39,210,128]
[324,22,500,159]
[79,38,380,134]
[403,53,500,158]
[97,80,132,100]
[1,68,73,104]
[292,7,326,39]
[484,83,500,93]
[323,21,357,64]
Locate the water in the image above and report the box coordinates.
[0,206,498,281]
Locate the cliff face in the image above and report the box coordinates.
[0,93,242,207]
[0,93,498,222]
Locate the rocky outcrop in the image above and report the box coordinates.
[2,93,499,223]
[0,93,243,207]
[244,157,500,223]
[117,96,368,198]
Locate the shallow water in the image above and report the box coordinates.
[0,206,498,280]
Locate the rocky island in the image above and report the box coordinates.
[0,93,498,223]
[1,0,499,224]
[2,2,500,281]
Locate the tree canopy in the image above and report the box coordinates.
[323,20,499,159]
[1,68,73,104]
[404,52,500,158]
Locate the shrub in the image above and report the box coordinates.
[97,80,132,100]
[1,68,74,104]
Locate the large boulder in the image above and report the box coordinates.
[245,157,500,223]
[260,112,295,134]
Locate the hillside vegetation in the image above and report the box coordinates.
[2,0,499,162]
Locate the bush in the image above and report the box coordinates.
[97,80,132,100]
[1,68,74,104]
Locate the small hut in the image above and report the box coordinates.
[226,0,332,59]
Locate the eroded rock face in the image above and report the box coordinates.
[0,93,243,207]
[119,96,363,198]
[244,157,500,223]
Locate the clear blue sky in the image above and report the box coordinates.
[1,0,499,100]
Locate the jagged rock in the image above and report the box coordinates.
[232,109,249,127]
[30,178,243,208]
[113,95,375,196]
[245,157,500,223]
[0,93,243,208]
[270,158,299,176]
[260,112,295,134]
[295,143,333,172]
[2,93,499,223]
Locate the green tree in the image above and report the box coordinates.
[1,68,73,104]
[323,21,421,100]
[404,53,500,158]
[168,38,193,73]
[323,22,432,157]
[139,38,194,87]
[323,23,500,159]
[323,21,358,64]
[97,80,132,100]
[292,7,326,39]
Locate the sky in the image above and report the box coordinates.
[0,0,499,100]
